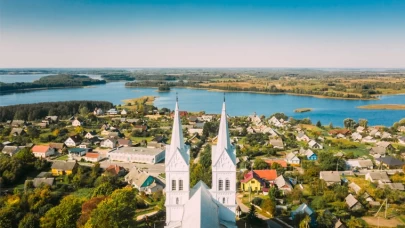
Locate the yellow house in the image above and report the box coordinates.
[51,161,77,176]
[240,171,263,192]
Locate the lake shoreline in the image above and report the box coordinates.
[357,104,405,110]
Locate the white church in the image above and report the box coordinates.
[165,97,237,228]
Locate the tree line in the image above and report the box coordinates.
[0,101,113,121]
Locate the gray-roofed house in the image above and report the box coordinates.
[369,146,386,158]
[320,171,341,186]
[365,172,391,184]
[335,219,347,228]
[51,161,77,176]
[2,146,20,156]
[49,143,65,152]
[11,120,26,127]
[125,168,163,194]
[285,152,300,165]
[296,132,310,142]
[10,128,26,136]
[378,183,405,191]
[348,182,362,194]
[117,138,132,147]
[31,177,55,188]
[375,156,405,169]
[274,175,293,193]
[345,194,362,211]
[376,141,394,151]
[269,138,284,149]
[308,140,323,149]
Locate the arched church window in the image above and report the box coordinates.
[225,179,230,190]
[222,197,225,204]
[218,179,223,191]
[172,179,176,190]
[176,197,179,205]
[179,179,183,190]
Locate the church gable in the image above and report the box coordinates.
[213,148,235,170]
[167,151,188,171]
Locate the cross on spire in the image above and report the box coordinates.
[176,92,178,102]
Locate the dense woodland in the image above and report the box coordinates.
[0,101,113,121]
[0,75,106,93]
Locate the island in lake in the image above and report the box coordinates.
[357,104,405,110]
[294,108,313,113]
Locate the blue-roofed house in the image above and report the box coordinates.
[291,203,317,227]
[305,149,318,161]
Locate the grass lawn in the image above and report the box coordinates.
[69,188,94,199]
[55,155,69,160]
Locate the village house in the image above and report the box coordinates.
[11,120,26,127]
[335,219,347,228]
[240,171,264,192]
[36,122,48,128]
[399,136,405,145]
[248,113,262,125]
[100,138,118,149]
[121,109,128,115]
[356,126,365,133]
[305,149,318,161]
[2,146,21,156]
[147,141,165,149]
[361,136,376,144]
[378,182,405,191]
[104,164,127,177]
[268,116,284,128]
[84,131,97,139]
[269,138,284,149]
[10,128,26,136]
[308,140,323,149]
[346,159,373,170]
[68,148,87,157]
[365,172,391,184]
[31,177,55,188]
[398,126,405,133]
[49,143,65,153]
[345,194,363,211]
[319,171,341,186]
[369,146,386,158]
[93,108,104,116]
[125,168,163,194]
[375,156,404,169]
[381,132,392,139]
[106,108,118,115]
[117,138,132,147]
[133,125,147,132]
[285,152,300,165]
[351,132,362,141]
[348,182,362,194]
[51,161,77,176]
[274,175,293,193]
[72,118,82,127]
[201,115,213,122]
[64,135,83,147]
[369,129,379,136]
[43,116,58,124]
[296,132,310,142]
[31,145,55,158]
[265,159,287,168]
[336,133,346,139]
[291,204,317,227]
[84,152,101,162]
[376,141,394,151]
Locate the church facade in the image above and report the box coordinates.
[165,98,237,228]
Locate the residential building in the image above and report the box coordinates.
[64,135,83,147]
[375,156,405,169]
[31,145,55,158]
[274,175,293,192]
[104,165,126,177]
[369,146,386,157]
[346,159,373,170]
[269,138,284,149]
[399,136,405,145]
[72,119,82,127]
[121,109,128,115]
[240,171,264,192]
[11,120,26,127]
[365,172,391,184]
[84,152,101,162]
[68,148,87,156]
[51,161,77,176]
[376,141,394,151]
[84,131,97,139]
[10,128,26,136]
[378,182,404,191]
[108,146,165,164]
[30,177,55,188]
[351,132,362,141]
[319,171,341,186]
[49,143,65,153]
[265,159,287,168]
[93,108,104,116]
[305,149,318,160]
[117,138,132,147]
[356,126,365,133]
[296,132,310,142]
[285,152,300,165]
[100,138,118,149]
[106,108,118,115]
[125,168,163,194]
[361,136,376,144]
[308,140,323,149]
[345,194,362,211]
[2,146,21,156]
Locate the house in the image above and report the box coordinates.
[106,108,118,115]
[375,156,405,169]
[126,118,139,124]
[399,136,405,145]
[274,175,293,192]
[329,129,351,136]
[305,149,318,160]
[108,146,165,164]
[125,168,163,194]
[36,122,48,128]
[68,148,87,156]
[376,141,394,151]
[361,136,376,144]
[336,133,346,139]
[240,171,265,192]
[11,120,26,127]
[265,159,287,168]
[291,204,317,227]
[51,161,77,176]
[319,171,341,186]
[365,172,391,184]
[253,170,278,183]
[121,109,128,115]
[64,135,83,147]
[49,143,65,153]
[100,138,118,149]
[201,115,213,122]
[356,126,365,133]
[30,177,55,188]
[285,152,300,165]
[351,132,362,141]
[296,132,310,142]
[84,152,101,162]
[378,182,405,191]
[133,125,147,132]
[398,126,405,133]
[248,113,262,125]
[381,132,392,139]
[104,164,126,177]
[31,145,55,158]
[10,128,26,136]
[345,194,362,211]
[44,115,58,123]
[2,146,20,156]
[84,131,97,139]
[269,138,284,149]
[346,159,373,170]
[93,108,103,116]
[308,140,323,149]
[348,182,362,194]
[147,141,165,149]
[72,118,82,127]
[268,116,284,128]
[369,146,386,157]
[117,138,132,147]
[335,219,347,228]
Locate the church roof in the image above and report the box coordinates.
[213,101,236,166]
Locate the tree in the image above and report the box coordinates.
[299,215,311,228]
[318,152,345,171]
[247,205,261,225]
[329,122,334,129]
[261,199,276,217]
[343,118,356,129]
[358,119,368,128]
[40,195,83,228]
[270,113,288,121]
[85,187,137,227]
[346,216,365,228]
[18,213,39,228]
[316,121,322,128]
[253,158,269,170]
[76,196,107,228]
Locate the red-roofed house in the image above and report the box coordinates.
[254,170,278,183]
[104,164,127,177]
[32,145,55,158]
[265,159,287,168]
[240,170,278,192]
[84,152,101,162]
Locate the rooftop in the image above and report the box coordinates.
[109,146,164,156]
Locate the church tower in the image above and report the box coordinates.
[165,96,190,226]
[211,97,237,221]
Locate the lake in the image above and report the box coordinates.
[0,76,404,127]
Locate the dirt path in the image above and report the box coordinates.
[362,216,404,227]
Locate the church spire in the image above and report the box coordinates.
[170,93,184,153]
[216,97,231,153]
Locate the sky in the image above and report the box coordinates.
[0,0,405,68]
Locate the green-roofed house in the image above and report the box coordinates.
[125,168,163,194]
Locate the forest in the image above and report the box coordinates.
[0,101,113,121]
[0,75,106,93]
